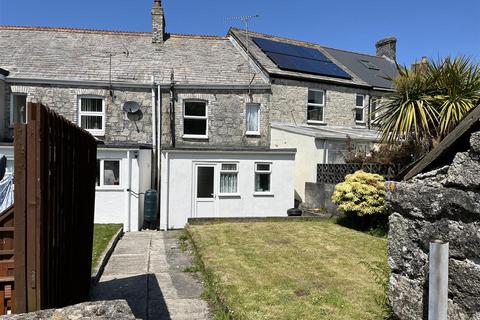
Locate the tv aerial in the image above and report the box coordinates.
[123,101,142,133]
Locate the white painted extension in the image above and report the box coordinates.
[160,148,296,230]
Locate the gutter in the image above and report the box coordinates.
[5,77,271,91]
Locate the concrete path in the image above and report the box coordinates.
[90,231,210,320]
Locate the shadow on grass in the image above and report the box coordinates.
[335,213,389,238]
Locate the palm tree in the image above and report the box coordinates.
[375,56,480,144]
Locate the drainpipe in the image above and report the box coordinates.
[157,82,162,229]
[127,150,132,231]
[151,77,157,186]
[169,70,176,148]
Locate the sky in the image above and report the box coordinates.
[0,0,479,65]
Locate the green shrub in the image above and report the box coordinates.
[332,170,386,216]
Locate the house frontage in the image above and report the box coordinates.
[0,0,397,228]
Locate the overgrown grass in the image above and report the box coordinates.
[187,220,391,320]
[92,224,122,269]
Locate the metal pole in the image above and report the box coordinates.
[429,240,449,320]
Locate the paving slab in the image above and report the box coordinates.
[90,231,210,320]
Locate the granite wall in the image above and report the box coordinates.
[387,132,480,320]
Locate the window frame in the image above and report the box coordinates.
[218,162,240,197]
[78,96,106,136]
[96,159,122,190]
[245,103,261,136]
[370,97,379,122]
[307,89,326,124]
[355,94,366,124]
[183,99,209,139]
[254,162,273,196]
[10,93,28,126]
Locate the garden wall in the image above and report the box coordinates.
[387,132,480,320]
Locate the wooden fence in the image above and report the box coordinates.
[317,163,402,184]
[0,103,98,314]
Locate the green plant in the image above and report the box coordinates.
[332,170,386,217]
[375,56,480,144]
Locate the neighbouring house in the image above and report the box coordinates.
[228,28,397,205]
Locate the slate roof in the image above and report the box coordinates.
[324,47,397,90]
[229,28,396,89]
[0,26,265,86]
[271,123,380,142]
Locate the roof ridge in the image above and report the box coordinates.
[323,46,392,61]
[0,25,150,36]
[170,33,228,40]
[230,27,390,62]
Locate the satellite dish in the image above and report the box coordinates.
[123,101,140,113]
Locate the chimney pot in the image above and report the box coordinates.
[375,37,397,61]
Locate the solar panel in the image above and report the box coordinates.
[252,37,352,79]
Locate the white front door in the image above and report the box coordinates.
[194,164,217,217]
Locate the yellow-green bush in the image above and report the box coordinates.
[332,170,386,216]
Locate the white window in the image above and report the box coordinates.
[183,100,208,138]
[4,159,14,177]
[10,94,27,125]
[219,163,238,195]
[370,97,379,122]
[307,89,325,123]
[245,103,260,135]
[254,163,271,193]
[78,97,105,136]
[355,94,365,123]
[96,159,121,188]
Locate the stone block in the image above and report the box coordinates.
[388,273,425,320]
[446,152,480,189]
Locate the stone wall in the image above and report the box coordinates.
[387,131,480,320]
[270,78,371,127]
[160,90,271,148]
[3,84,153,144]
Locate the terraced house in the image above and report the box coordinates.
[0,0,396,229]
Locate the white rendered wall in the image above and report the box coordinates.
[160,151,296,230]
[271,128,325,202]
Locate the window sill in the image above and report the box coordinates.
[245,132,261,137]
[96,186,124,192]
[307,120,326,125]
[218,193,241,198]
[182,135,209,140]
[355,121,366,126]
[253,192,274,197]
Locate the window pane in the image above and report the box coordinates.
[222,164,237,171]
[5,160,14,176]
[13,95,27,124]
[81,98,103,112]
[355,108,364,122]
[255,173,270,192]
[220,173,237,193]
[81,115,103,130]
[308,90,324,105]
[184,118,207,135]
[185,101,206,116]
[256,163,270,171]
[197,167,214,198]
[371,99,377,120]
[356,95,364,107]
[246,104,259,132]
[96,160,100,186]
[104,161,120,186]
[307,105,323,121]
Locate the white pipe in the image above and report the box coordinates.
[126,151,132,232]
[157,83,162,228]
[151,77,157,184]
[429,240,449,320]
[165,151,170,230]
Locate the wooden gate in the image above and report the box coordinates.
[0,103,97,314]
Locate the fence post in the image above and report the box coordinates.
[429,240,449,320]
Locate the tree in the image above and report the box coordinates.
[375,56,480,144]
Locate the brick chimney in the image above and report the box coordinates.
[411,56,429,74]
[152,0,165,44]
[375,37,397,61]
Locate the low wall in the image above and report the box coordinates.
[304,182,337,213]
[386,132,480,320]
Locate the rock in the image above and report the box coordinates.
[388,274,426,320]
[470,132,480,154]
[449,259,480,314]
[1,300,136,320]
[446,152,480,189]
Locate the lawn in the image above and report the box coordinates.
[187,220,389,320]
[92,224,122,269]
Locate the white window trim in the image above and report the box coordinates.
[78,96,106,136]
[96,159,123,190]
[9,93,28,126]
[355,94,366,124]
[245,103,261,136]
[370,97,379,122]
[307,89,326,124]
[183,100,209,139]
[253,162,273,196]
[218,162,240,197]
